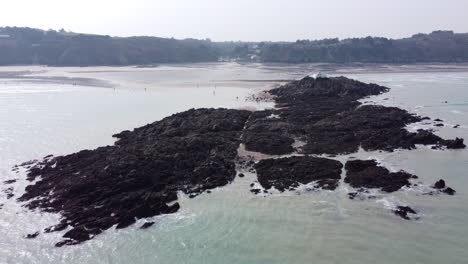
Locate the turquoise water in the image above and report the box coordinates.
[0,64,467,264]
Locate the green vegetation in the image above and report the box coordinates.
[1,27,467,66]
[258,31,468,63]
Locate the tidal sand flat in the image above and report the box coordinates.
[9,76,464,247]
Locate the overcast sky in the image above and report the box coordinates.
[1,0,468,41]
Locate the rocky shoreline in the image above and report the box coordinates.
[8,76,465,246]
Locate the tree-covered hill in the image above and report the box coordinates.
[1,27,467,66]
[258,31,468,63]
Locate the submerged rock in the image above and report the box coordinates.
[25,232,39,239]
[140,222,155,229]
[3,179,17,184]
[255,156,343,191]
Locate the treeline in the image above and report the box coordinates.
[0,27,218,66]
[1,27,468,66]
[257,31,468,63]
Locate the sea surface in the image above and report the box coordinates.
[0,63,467,264]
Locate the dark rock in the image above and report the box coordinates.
[434,119,443,122]
[3,179,17,184]
[140,222,155,229]
[55,239,80,247]
[393,206,417,220]
[433,179,446,189]
[242,77,463,155]
[442,138,466,149]
[255,156,343,192]
[443,187,456,195]
[434,123,444,127]
[453,124,460,128]
[4,187,14,199]
[238,173,245,178]
[14,76,464,246]
[250,189,261,194]
[44,222,68,233]
[242,132,295,155]
[17,108,251,245]
[344,160,415,192]
[25,232,39,239]
[116,218,136,229]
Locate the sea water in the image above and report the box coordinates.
[0,63,467,264]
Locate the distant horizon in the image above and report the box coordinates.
[0,25,465,43]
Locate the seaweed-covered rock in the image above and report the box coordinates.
[255,156,343,191]
[13,76,465,246]
[344,160,415,192]
[242,77,463,155]
[18,108,251,246]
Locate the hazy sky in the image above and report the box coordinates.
[1,0,468,41]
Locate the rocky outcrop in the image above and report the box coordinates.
[17,108,251,246]
[241,77,463,155]
[344,160,416,193]
[255,156,343,192]
[432,179,456,195]
[393,206,418,220]
[13,76,464,245]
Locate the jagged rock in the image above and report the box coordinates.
[431,179,456,195]
[442,138,466,149]
[13,76,465,246]
[255,156,343,192]
[17,108,251,246]
[433,179,446,189]
[242,77,462,155]
[443,187,456,195]
[393,206,418,220]
[344,160,415,192]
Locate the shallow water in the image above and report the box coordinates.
[0,64,467,264]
